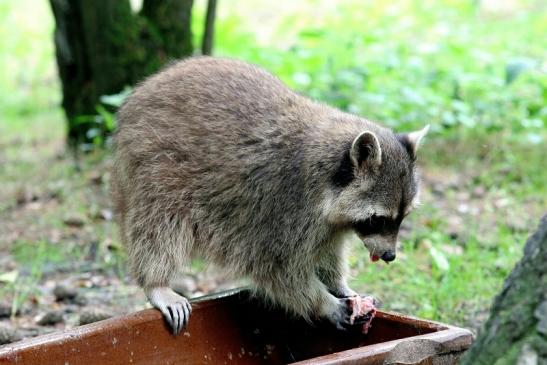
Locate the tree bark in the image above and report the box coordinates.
[49,0,194,147]
[461,215,547,365]
[140,0,194,73]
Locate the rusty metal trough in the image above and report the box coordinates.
[0,289,473,364]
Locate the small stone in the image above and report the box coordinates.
[472,186,486,198]
[63,304,78,314]
[516,343,538,365]
[0,304,20,318]
[457,203,470,214]
[37,310,64,326]
[0,326,22,345]
[456,191,470,201]
[99,209,113,221]
[79,309,113,325]
[73,294,88,306]
[63,216,85,228]
[14,187,38,206]
[0,303,11,318]
[53,284,78,302]
[89,172,103,185]
[430,183,445,197]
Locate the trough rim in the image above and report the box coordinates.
[0,288,474,364]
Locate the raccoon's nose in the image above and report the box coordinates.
[381,251,396,262]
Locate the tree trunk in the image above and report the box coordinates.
[49,0,194,148]
[201,0,217,55]
[140,0,194,74]
[461,215,547,365]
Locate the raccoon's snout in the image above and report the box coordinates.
[380,251,396,262]
[354,218,399,263]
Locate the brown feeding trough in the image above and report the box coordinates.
[0,289,472,364]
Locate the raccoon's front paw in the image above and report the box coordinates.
[329,286,381,307]
[329,296,377,332]
[147,287,192,335]
[329,297,361,331]
[329,285,358,299]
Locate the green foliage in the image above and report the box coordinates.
[211,0,546,141]
[70,88,131,150]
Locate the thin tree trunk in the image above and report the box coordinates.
[461,215,547,364]
[201,0,217,55]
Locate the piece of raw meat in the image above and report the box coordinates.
[348,295,376,334]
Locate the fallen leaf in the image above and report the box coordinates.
[0,270,18,284]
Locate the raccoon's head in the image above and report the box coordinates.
[327,125,429,263]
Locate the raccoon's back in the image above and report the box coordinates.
[117,58,311,166]
[113,57,324,259]
[117,58,313,196]
[119,57,300,132]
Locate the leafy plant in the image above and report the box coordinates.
[71,88,131,150]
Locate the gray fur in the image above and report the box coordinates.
[112,57,425,333]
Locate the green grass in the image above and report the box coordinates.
[349,217,530,326]
[0,0,546,329]
[210,1,546,138]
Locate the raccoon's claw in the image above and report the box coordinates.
[146,287,192,335]
[161,298,192,335]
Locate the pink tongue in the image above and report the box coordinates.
[370,254,380,262]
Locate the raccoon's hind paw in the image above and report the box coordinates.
[147,287,192,335]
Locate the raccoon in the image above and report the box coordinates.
[112,57,428,335]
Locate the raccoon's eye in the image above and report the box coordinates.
[354,215,390,236]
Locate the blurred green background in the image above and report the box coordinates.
[0,0,545,338]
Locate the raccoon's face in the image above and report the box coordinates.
[327,126,429,263]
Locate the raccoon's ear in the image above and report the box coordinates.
[350,131,382,172]
[398,125,430,158]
